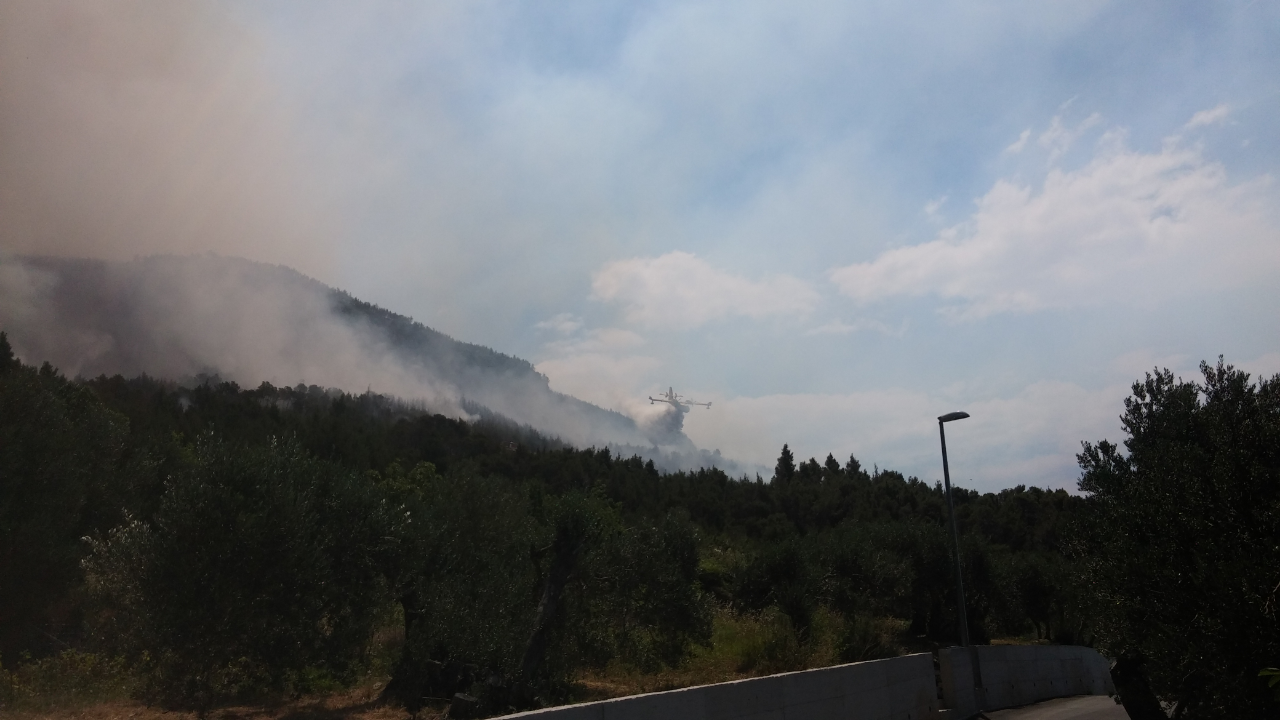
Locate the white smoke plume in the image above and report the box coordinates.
[0,255,464,410]
[0,1,335,276]
[0,2,747,473]
[0,254,679,451]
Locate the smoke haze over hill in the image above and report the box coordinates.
[4,1,1277,489]
[0,254,744,473]
[0,1,749,472]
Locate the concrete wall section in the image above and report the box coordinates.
[497,653,939,720]
[938,648,979,717]
[500,645,1110,720]
[939,645,1114,716]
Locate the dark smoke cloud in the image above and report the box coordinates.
[0,0,335,278]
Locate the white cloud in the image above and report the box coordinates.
[535,312,584,335]
[682,379,1127,491]
[804,318,904,337]
[1004,129,1031,154]
[543,327,646,356]
[805,321,859,336]
[1185,104,1231,129]
[1109,350,1280,391]
[1038,112,1101,163]
[1242,353,1280,380]
[592,251,819,329]
[830,129,1280,319]
[1109,349,1193,379]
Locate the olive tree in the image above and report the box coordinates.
[1073,359,1280,718]
[84,436,390,709]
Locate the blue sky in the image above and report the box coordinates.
[258,1,1280,489]
[7,1,1279,490]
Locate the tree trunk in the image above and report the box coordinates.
[379,593,428,712]
[519,534,581,685]
[1111,655,1167,720]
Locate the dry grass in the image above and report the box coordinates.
[568,607,910,702]
[2,608,958,720]
[989,635,1051,646]
[0,680,435,720]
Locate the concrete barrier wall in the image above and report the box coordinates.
[939,645,1114,716]
[497,653,939,720]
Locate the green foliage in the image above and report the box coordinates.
[378,475,712,711]
[1261,668,1280,702]
[561,510,713,674]
[1073,359,1280,718]
[83,436,391,709]
[735,539,816,637]
[0,335,129,663]
[684,606,892,678]
[0,651,134,712]
[0,337,1100,715]
[731,611,808,674]
[835,614,897,663]
[773,444,796,484]
[0,332,16,373]
[384,467,539,696]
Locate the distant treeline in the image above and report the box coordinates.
[1,333,1276,718]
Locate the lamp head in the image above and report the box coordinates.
[938,411,970,423]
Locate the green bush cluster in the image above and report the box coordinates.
[1,334,711,712]
[82,436,393,709]
[1073,360,1280,718]
[0,651,133,712]
[0,330,1077,711]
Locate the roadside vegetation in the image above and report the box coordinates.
[2,331,1276,718]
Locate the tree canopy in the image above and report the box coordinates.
[1073,359,1280,718]
[2,330,1099,713]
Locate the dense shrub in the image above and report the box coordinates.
[0,650,133,712]
[557,509,713,674]
[0,335,129,663]
[83,436,391,709]
[1073,360,1280,718]
[377,463,540,710]
[1,330,1105,715]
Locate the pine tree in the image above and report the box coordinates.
[0,331,17,373]
[773,444,796,484]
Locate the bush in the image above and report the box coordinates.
[731,610,807,674]
[1073,360,1280,718]
[560,510,713,674]
[835,614,897,663]
[83,436,391,709]
[0,651,133,712]
[381,480,713,712]
[0,336,128,663]
[377,465,540,710]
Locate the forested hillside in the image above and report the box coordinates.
[0,331,1088,715]
[7,328,1278,717]
[0,255,653,454]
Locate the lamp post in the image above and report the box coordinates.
[938,411,986,715]
[937,411,971,646]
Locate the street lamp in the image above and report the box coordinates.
[937,411,971,646]
[938,411,987,715]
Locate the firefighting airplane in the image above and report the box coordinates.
[648,387,711,412]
